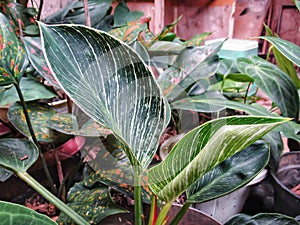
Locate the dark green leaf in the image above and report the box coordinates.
[149,116,288,203]
[224,213,300,225]
[187,141,269,203]
[0,138,38,172]
[113,1,144,27]
[40,23,170,169]
[0,201,56,225]
[0,77,57,106]
[58,182,127,225]
[237,56,299,120]
[8,102,69,143]
[0,12,28,86]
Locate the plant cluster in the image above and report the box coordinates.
[0,0,299,225]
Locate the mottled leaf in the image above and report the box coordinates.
[224,213,300,225]
[148,41,185,56]
[40,23,170,169]
[187,141,269,203]
[0,138,38,173]
[23,37,60,88]
[0,12,28,86]
[183,32,211,47]
[49,113,111,137]
[237,56,299,120]
[0,77,57,106]
[148,116,288,203]
[58,182,127,225]
[8,102,69,143]
[0,201,56,225]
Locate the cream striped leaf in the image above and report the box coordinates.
[39,23,170,169]
[148,116,288,203]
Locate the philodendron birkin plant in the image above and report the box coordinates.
[34,22,294,225]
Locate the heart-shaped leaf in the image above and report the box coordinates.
[57,182,127,225]
[23,37,60,88]
[0,12,28,86]
[148,116,288,203]
[0,200,56,225]
[186,141,269,203]
[0,77,57,106]
[237,56,299,120]
[8,102,69,143]
[224,213,300,225]
[39,23,170,169]
[0,138,38,173]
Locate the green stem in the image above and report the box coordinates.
[17,171,89,225]
[155,201,173,225]
[169,202,192,225]
[148,195,157,225]
[14,83,56,194]
[244,82,251,104]
[134,167,143,225]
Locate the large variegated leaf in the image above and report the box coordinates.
[237,56,299,120]
[0,201,56,225]
[0,12,28,86]
[186,141,269,203]
[39,23,170,169]
[148,116,288,203]
[259,36,300,67]
[224,213,299,225]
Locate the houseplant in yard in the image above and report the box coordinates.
[36,20,298,225]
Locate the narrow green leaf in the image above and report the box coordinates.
[259,36,300,67]
[58,182,127,225]
[0,12,28,86]
[224,213,300,225]
[148,116,288,203]
[237,56,299,120]
[0,77,57,106]
[186,141,269,203]
[148,41,185,56]
[0,201,56,225]
[183,32,212,47]
[8,102,69,143]
[39,23,170,169]
[0,138,38,172]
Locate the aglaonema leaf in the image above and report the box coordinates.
[0,201,56,225]
[57,182,127,225]
[237,56,299,120]
[39,23,170,169]
[8,102,69,143]
[186,141,269,203]
[148,116,288,203]
[0,138,38,173]
[23,37,60,88]
[113,1,143,27]
[0,12,28,86]
[224,213,300,225]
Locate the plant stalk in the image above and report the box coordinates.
[14,83,57,194]
[148,195,158,225]
[169,202,192,225]
[134,167,143,225]
[17,171,89,225]
[155,201,173,225]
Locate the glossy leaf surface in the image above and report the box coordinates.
[237,56,299,120]
[113,1,143,27]
[58,182,127,225]
[0,138,38,172]
[259,36,300,67]
[0,201,56,225]
[0,12,27,86]
[224,213,299,225]
[8,102,68,143]
[40,23,170,169]
[148,116,288,202]
[187,141,269,203]
[0,77,57,106]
